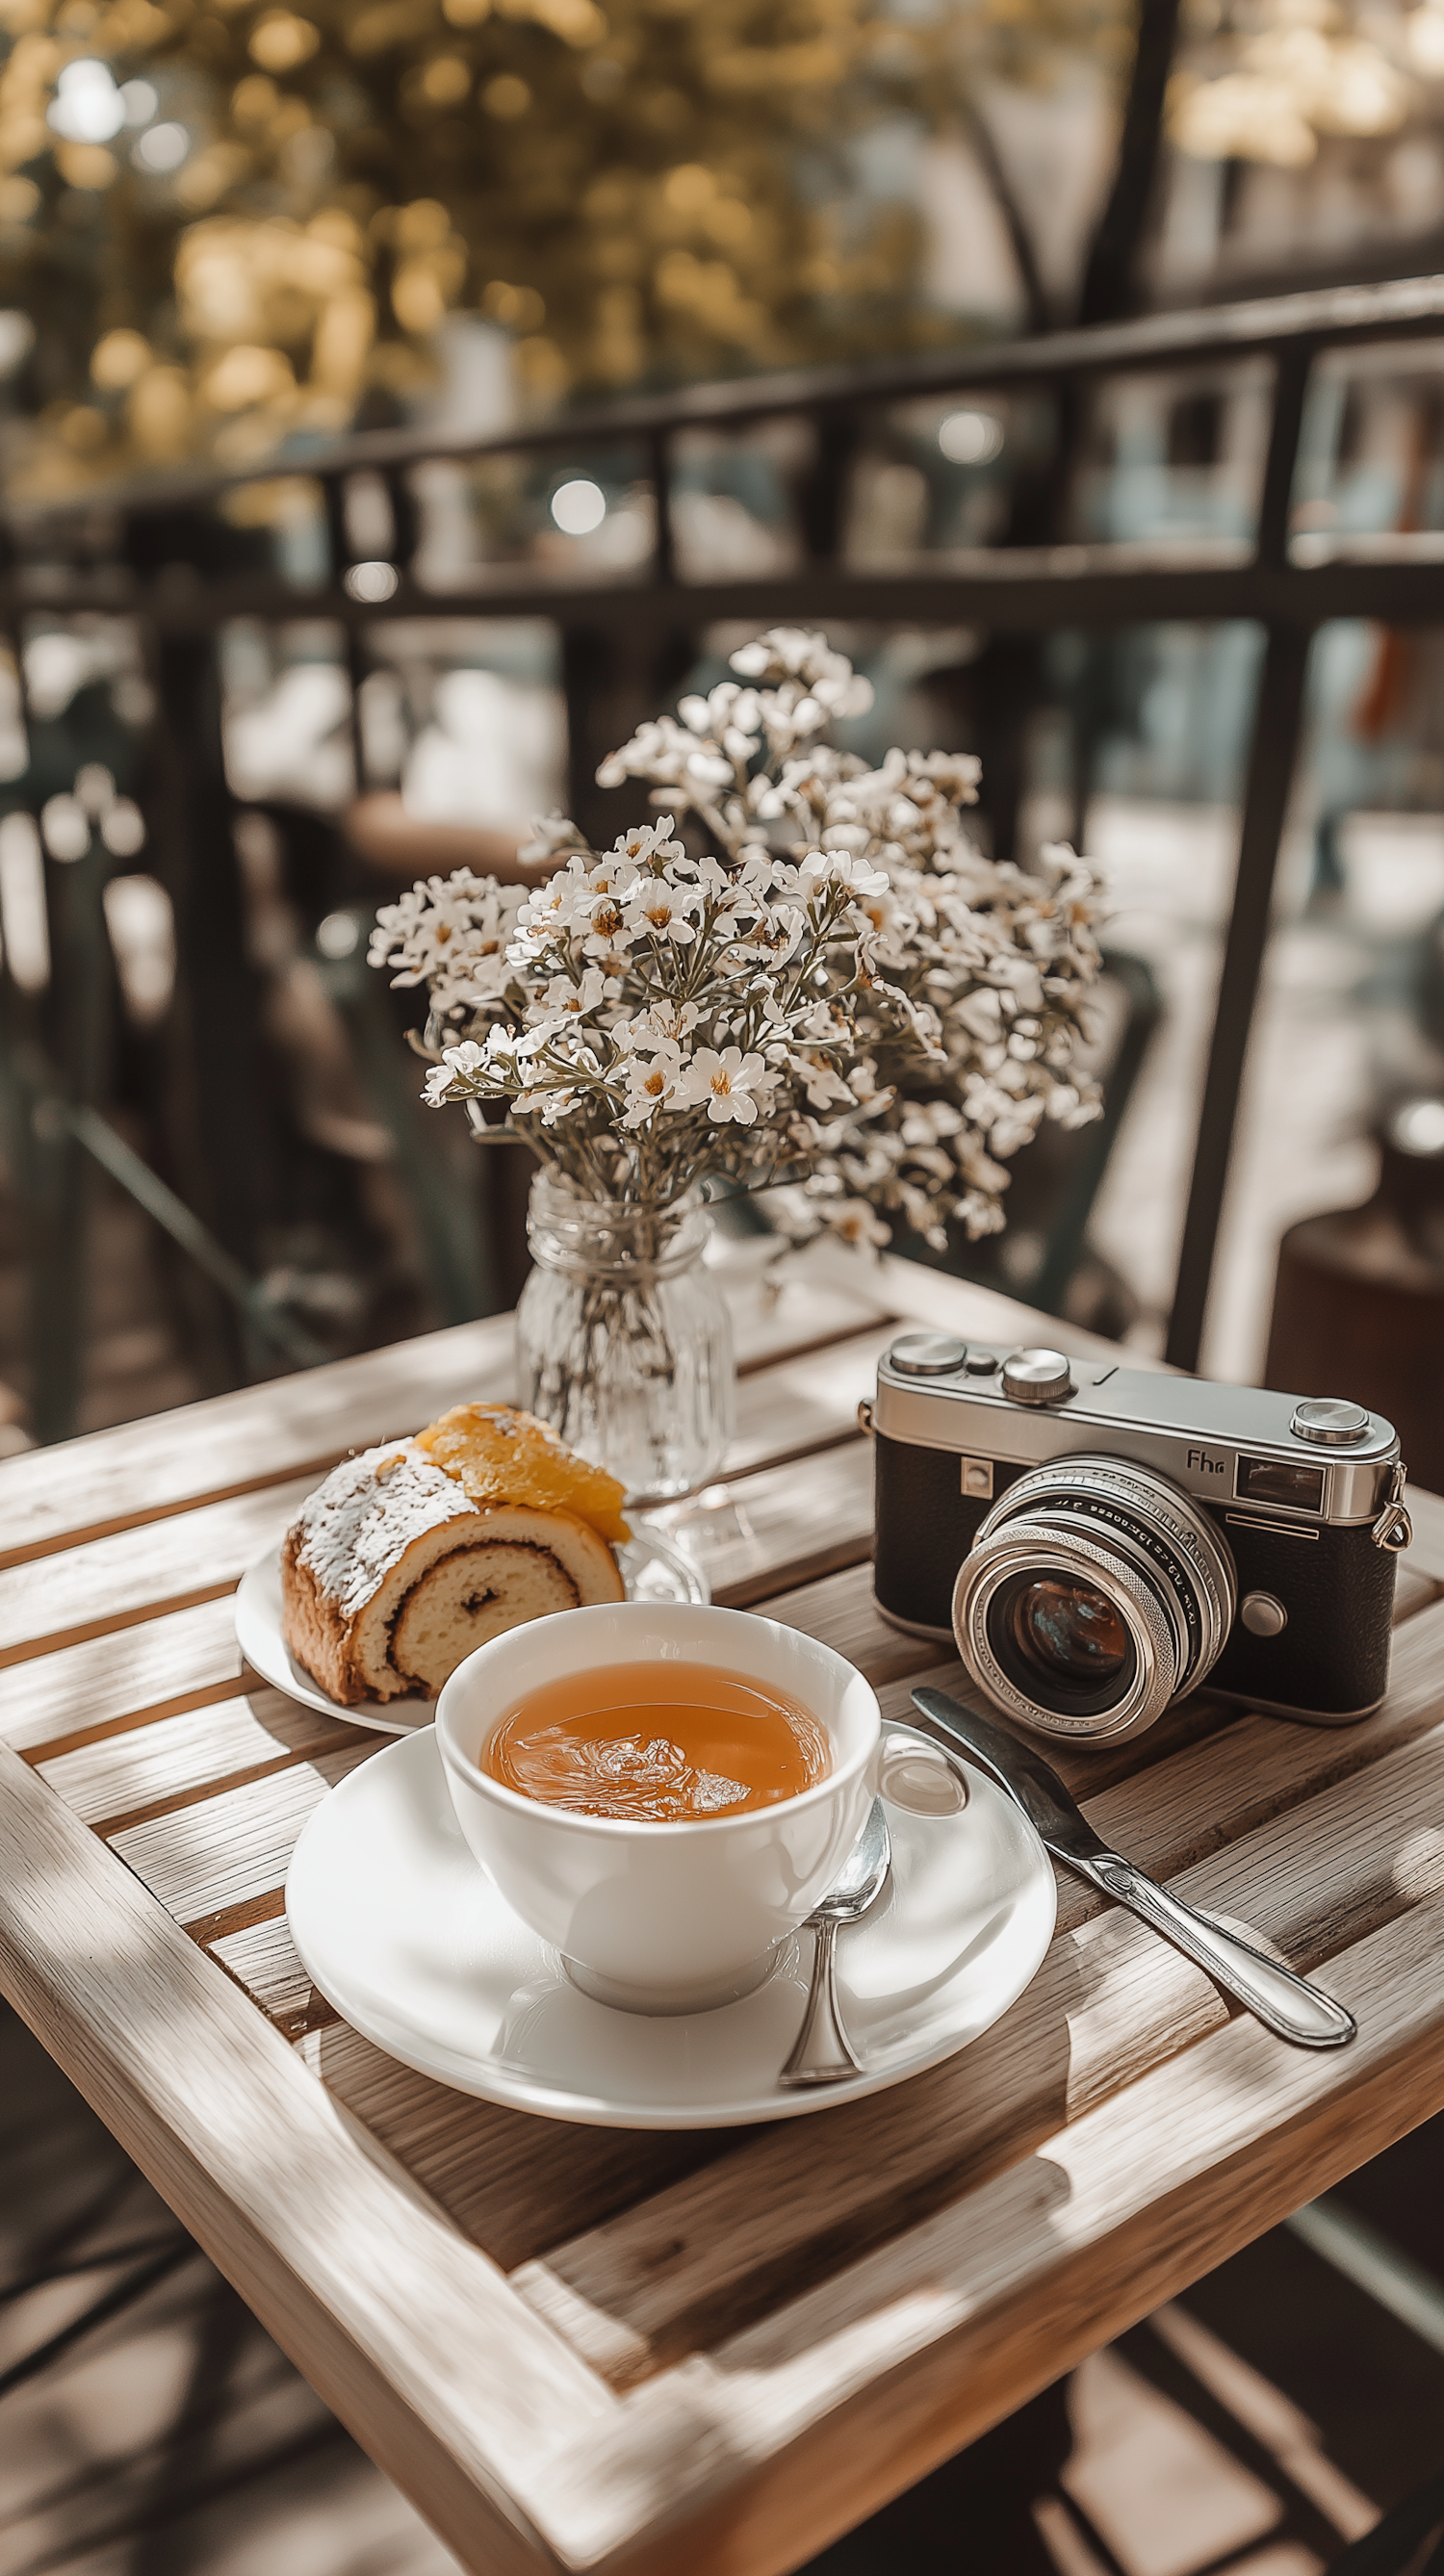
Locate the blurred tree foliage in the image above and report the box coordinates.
[0,0,1119,487]
[1170,0,1419,173]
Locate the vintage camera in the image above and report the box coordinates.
[870,1333,1411,1744]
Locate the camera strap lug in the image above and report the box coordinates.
[1371,1463,1413,1553]
[856,1399,874,1439]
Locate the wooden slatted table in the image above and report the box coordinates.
[3,1247,1443,2576]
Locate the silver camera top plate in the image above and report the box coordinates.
[874,1341,1400,1529]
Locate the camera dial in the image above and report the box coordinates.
[1000,1348,1073,1405]
[1290,1397,1370,1446]
[890,1332,968,1378]
[952,1455,1237,1743]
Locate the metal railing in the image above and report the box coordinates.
[9,269,1444,1410]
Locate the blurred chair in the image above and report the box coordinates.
[343,792,534,887]
[1265,1095,1444,1485]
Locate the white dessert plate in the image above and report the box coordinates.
[235,1525,709,1737]
[284,1721,1057,2128]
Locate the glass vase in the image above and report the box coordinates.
[515,1172,735,1504]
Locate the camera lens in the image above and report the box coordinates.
[951,1455,1236,1743]
[1007,1576,1131,1687]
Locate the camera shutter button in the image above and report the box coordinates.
[890,1332,968,1378]
[1291,1397,1371,1446]
[1002,1347,1074,1405]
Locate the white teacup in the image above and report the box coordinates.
[435,1601,880,2015]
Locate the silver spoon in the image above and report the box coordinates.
[780,1798,891,2088]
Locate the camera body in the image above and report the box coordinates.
[871,1332,1405,1742]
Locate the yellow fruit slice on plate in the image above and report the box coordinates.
[415,1403,632,1544]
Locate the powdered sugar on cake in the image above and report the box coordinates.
[279,1409,628,1705]
[293,1443,473,1622]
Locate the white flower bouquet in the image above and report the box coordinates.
[370,628,1107,1260]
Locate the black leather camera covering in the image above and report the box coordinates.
[872,1427,1397,1716]
[872,1434,1021,1636]
[1210,1510,1395,1712]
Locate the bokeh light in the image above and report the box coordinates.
[47,61,124,145]
[135,123,190,173]
[551,479,606,534]
[939,410,1005,465]
[344,561,400,601]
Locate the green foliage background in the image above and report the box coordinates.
[0,0,1052,487]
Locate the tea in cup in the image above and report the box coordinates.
[435,1602,880,2014]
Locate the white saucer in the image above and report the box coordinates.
[284,1722,1057,2127]
[235,1526,709,1736]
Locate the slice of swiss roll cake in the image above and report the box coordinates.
[280,1404,628,1705]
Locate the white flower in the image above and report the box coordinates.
[905,750,982,804]
[798,849,891,902]
[728,631,874,749]
[597,717,731,797]
[754,743,864,818]
[623,877,702,945]
[422,1027,516,1105]
[626,997,701,1047]
[612,816,683,868]
[824,1198,891,1249]
[512,1014,572,1061]
[579,890,639,961]
[514,857,590,941]
[535,966,612,1018]
[987,954,1045,1013]
[595,717,691,789]
[1051,1082,1101,1129]
[531,1086,581,1127]
[618,1039,688,1128]
[899,1097,964,1143]
[956,987,1005,1041]
[683,1046,776,1126]
[518,811,589,865]
[677,683,762,760]
[370,872,527,1012]
[373,624,1105,1256]
[734,906,808,967]
[730,628,871,707]
[786,1050,856,1111]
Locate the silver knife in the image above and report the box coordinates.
[911,1686,1355,2050]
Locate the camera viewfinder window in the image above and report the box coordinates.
[1234,1455,1325,1512]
